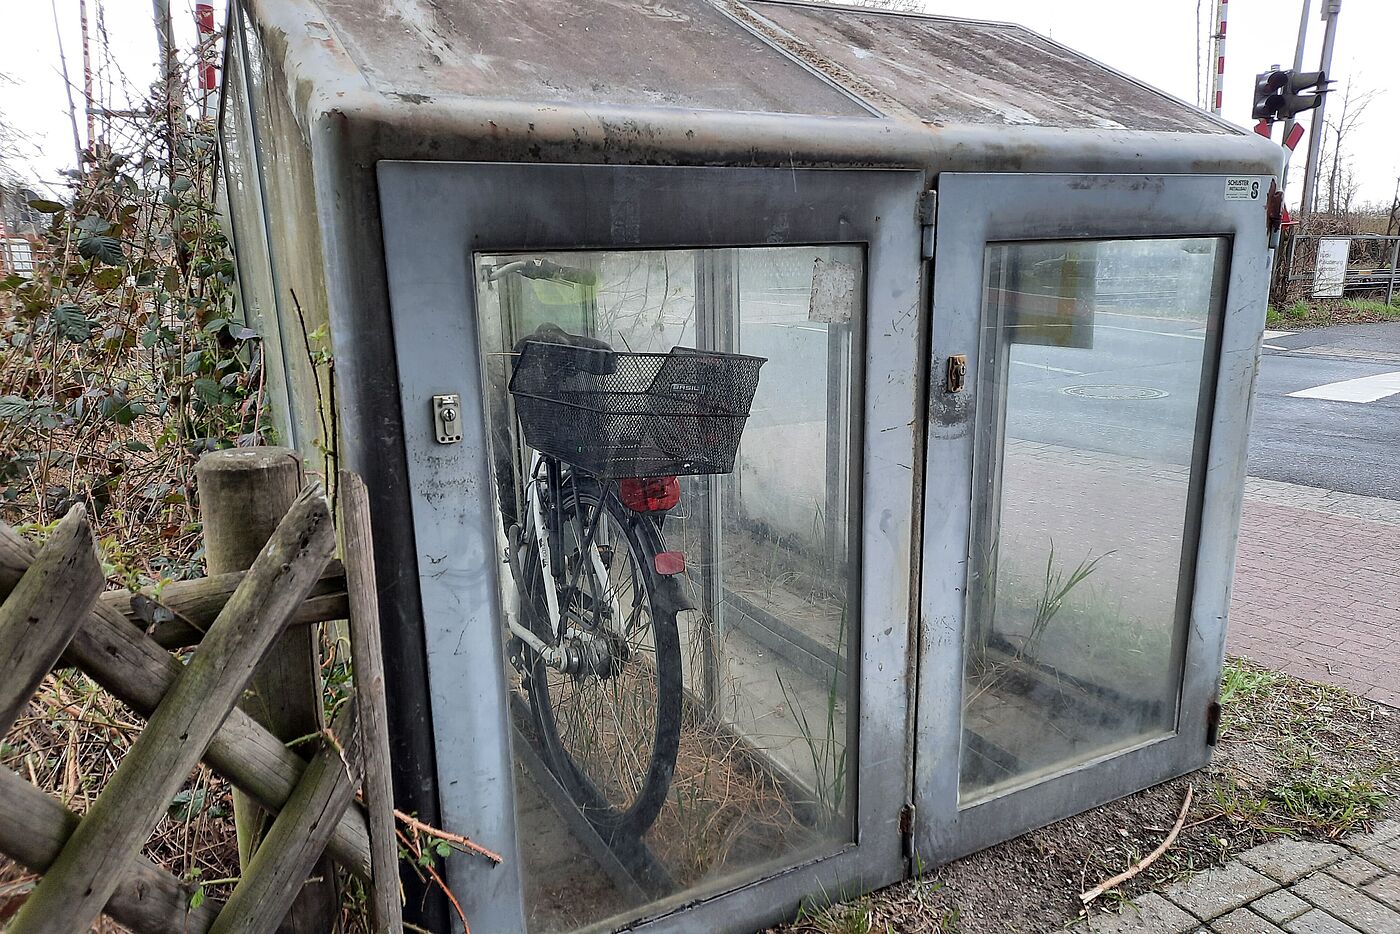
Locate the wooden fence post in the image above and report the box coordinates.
[339,470,406,932]
[0,524,376,881]
[0,505,102,736]
[195,448,337,931]
[8,488,336,933]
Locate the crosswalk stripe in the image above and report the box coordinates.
[1287,371,1400,403]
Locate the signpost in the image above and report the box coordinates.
[1313,236,1350,297]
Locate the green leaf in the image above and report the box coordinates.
[76,215,112,234]
[182,350,206,375]
[51,304,94,343]
[27,198,65,213]
[124,440,153,453]
[435,841,452,858]
[192,378,224,405]
[91,267,125,289]
[229,324,259,341]
[189,887,206,910]
[203,317,229,334]
[78,234,125,266]
[98,392,140,426]
[0,396,33,420]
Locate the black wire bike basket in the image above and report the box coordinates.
[509,341,766,479]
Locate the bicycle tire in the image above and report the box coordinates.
[518,478,682,840]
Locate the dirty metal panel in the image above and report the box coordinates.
[312,0,873,116]
[749,2,1229,133]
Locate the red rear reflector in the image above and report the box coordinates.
[654,551,685,576]
[618,476,680,512]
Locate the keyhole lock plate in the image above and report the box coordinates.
[945,354,967,394]
[433,394,462,444]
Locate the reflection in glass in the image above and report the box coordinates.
[961,237,1227,804]
[474,246,863,932]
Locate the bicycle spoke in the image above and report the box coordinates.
[538,493,662,816]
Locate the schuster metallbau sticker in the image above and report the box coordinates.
[1225,177,1261,201]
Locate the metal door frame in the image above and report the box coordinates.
[376,162,927,933]
[915,172,1273,863]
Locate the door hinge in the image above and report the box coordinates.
[918,190,936,260]
[1205,700,1222,746]
[899,802,916,859]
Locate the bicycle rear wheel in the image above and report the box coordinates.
[519,478,682,839]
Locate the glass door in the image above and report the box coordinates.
[916,174,1273,861]
[376,162,927,933]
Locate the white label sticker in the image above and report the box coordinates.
[809,257,858,324]
[1312,237,1350,298]
[1225,177,1261,201]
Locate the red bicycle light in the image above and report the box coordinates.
[654,551,685,576]
[619,476,680,513]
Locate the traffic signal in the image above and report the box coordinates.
[1278,70,1328,119]
[1251,69,1328,122]
[1252,70,1289,120]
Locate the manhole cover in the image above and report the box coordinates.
[1061,385,1169,400]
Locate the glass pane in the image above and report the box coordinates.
[960,237,1227,804]
[474,245,863,931]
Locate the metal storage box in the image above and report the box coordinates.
[219,1,1285,931]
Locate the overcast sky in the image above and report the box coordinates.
[1,0,1396,207]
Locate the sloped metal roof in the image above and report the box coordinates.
[301,0,1231,134]
[746,2,1226,132]
[313,0,872,116]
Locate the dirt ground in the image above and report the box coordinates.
[777,658,1400,934]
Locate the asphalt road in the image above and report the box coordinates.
[996,313,1400,501]
[1249,321,1400,500]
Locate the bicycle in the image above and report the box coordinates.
[500,314,765,841]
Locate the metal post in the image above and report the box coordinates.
[1299,0,1342,217]
[1387,240,1398,306]
[1279,0,1312,195]
[1210,0,1229,115]
[195,3,218,120]
[78,0,95,150]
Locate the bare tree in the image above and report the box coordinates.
[1318,79,1376,215]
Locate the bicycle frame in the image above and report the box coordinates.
[506,451,623,671]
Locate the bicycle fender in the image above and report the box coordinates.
[650,572,694,615]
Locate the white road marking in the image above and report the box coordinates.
[1288,370,1400,403]
[1012,360,1085,376]
[1262,343,1290,351]
[1262,330,1296,340]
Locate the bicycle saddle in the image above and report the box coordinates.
[514,323,618,376]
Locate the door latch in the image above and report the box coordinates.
[945,355,967,394]
[432,394,462,444]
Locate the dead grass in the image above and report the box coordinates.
[773,657,1399,934]
[0,671,240,928]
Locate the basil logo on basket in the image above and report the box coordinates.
[670,382,706,394]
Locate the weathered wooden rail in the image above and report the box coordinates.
[0,463,406,933]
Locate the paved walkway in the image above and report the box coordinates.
[1230,478,1400,709]
[1089,820,1400,933]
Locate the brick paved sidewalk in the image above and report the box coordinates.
[1230,478,1400,710]
[1088,820,1400,933]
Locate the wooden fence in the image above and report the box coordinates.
[0,464,406,933]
